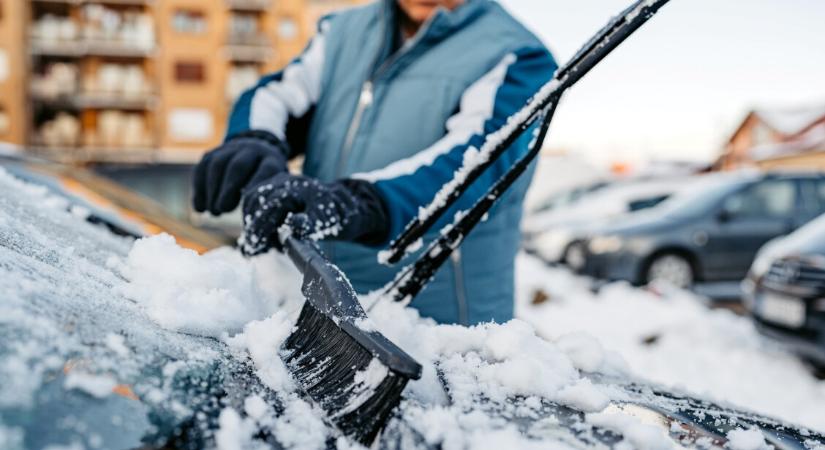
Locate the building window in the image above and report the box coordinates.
[168,108,212,142]
[174,61,205,83]
[172,10,206,34]
[0,50,8,82]
[0,107,9,135]
[278,18,298,40]
[229,13,258,37]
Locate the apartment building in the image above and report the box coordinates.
[0,0,363,163]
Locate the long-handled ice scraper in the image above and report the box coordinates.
[273,0,671,446]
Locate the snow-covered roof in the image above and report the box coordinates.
[751,123,825,161]
[754,104,825,136]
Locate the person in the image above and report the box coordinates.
[192,0,557,325]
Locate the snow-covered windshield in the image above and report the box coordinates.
[754,211,825,271]
[0,166,302,449]
[2,165,821,450]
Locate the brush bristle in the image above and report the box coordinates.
[283,302,412,445]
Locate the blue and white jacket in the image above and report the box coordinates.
[226,0,557,325]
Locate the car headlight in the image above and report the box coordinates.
[589,235,623,254]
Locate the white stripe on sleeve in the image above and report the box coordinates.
[352,53,517,182]
[249,30,327,140]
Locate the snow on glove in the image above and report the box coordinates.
[239,173,389,256]
[192,132,290,215]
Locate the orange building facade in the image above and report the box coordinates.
[0,0,364,164]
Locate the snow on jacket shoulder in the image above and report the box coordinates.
[225,0,558,325]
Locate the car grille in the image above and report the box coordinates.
[763,259,825,290]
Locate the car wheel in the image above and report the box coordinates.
[566,242,587,271]
[645,254,693,289]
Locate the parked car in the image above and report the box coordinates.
[527,180,612,215]
[743,213,825,368]
[3,159,824,449]
[523,178,686,264]
[571,171,825,288]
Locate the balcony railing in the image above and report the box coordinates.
[30,39,155,58]
[225,0,271,12]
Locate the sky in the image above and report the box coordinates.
[498,0,825,164]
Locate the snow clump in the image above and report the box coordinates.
[116,233,301,338]
[725,428,768,450]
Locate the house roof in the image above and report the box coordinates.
[754,104,825,136]
[751,123,825,161]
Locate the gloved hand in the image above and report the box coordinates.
[239,173,389,256]
[192,132,290,215]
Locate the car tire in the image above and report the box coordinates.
[645,253,694,289]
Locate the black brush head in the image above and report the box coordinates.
[280,234,422,445]
[283,303,412,444]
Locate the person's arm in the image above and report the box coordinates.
[192,20,330,215]
[224,19,328,152]
[352,46,558,243]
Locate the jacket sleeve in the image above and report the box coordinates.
[224,19,329,156]
[351,46,558,244]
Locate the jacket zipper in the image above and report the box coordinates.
[451,249,469,325]
[337,81,374,176]
[335,10,437,177]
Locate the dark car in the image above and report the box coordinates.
[569,171,825,289]
[743,213,825,369]
[3,158,825,449]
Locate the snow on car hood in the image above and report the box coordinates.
[113,233,626,448]
[3,166,823,450]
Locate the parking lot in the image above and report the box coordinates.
[515,253,825,434]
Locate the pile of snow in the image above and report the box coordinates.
[64,372,118,399]
[115,231,825,449]
[114,234,631,449]
[725,428,768,450]
[114,233,301,338]
[515,253,825,433]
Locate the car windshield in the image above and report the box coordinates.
[770,211,825,255]
[654,174,752,219]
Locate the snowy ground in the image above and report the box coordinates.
[515,253,825,433]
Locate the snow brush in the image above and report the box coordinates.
[380,0,672,302]
[277,214,422,445]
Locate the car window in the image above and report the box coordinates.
[723,179,796,218]
[657,176,750,219]
[628,195,669,212]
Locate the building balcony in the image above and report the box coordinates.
[29,144,164,164]
[30,39,155,58]
[224,34,272,62]
[31,92,157,111]
[31,0,152,4]
[225,0,271,12]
